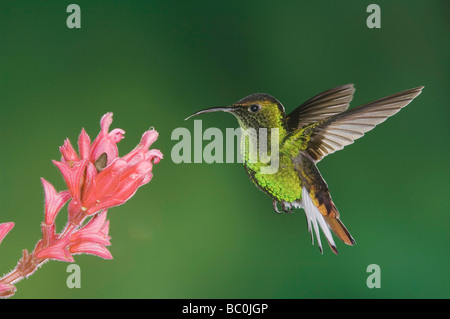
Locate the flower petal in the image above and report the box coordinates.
[70,211,111,246]
[0,283,16,298]
[78,128,91,160]
[122,129,159,163]
[81,160,127,213]
[109,128,126,144]
[41,178,71,225]
[0,222,14,246]
[139,129,159,149]
[100,113,113,134]
[85,163,149,215]
[34,236,74,262]
[69,242,113,260]
[59,138,80,165]
[146,149,163,164]
[90,113,124,165]
[52,159,87,200]
[80,161,98,205]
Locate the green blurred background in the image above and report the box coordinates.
[0,0,448,299]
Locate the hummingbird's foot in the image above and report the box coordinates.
[273,200,294,214]
[272,200,283,214]
[281,202,293,214]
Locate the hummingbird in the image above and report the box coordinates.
[186,84,423,254]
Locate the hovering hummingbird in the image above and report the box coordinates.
[186,85,423,254]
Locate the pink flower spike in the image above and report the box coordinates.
[90,113,125,165]
[0,283,16,298]
[0,222,14,246]
[41,178,71,225]
[34,236,74,262]
[78,128,91,160]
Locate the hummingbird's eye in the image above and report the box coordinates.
[249,104,261,113]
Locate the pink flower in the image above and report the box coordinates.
[69,210,112,259]
[77,128,91,161]
[0,222,14,247]
[41,178,71,226]
[52,160,88,204]
[81,149,159,215]
[53,113,162,221]
[89,113,125,165]
[0,283,16,298]
[35,211,112,261]
[39,178,71,245]
[59,138,80,166]
[34,235,74,262]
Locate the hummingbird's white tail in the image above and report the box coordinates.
[296,184,356,254]
[299,186,338,254]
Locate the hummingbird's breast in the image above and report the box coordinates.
[240,127,303,203]
[244,155,302,203]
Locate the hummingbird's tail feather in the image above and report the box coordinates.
[299,186,338,254]
[323,214,355,247]
[299,186,355,254]
[295,154,355,254]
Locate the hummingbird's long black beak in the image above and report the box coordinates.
[185,106,233,121]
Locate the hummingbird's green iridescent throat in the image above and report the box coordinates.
[187,84,424,254]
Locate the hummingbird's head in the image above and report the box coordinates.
[186,93,286,130]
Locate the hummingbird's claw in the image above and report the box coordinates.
[272,200,283,214]
[273,200,294,214]
[281,202,293,214]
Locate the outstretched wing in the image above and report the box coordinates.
[297,86,424,162]
[286,84,355,131]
